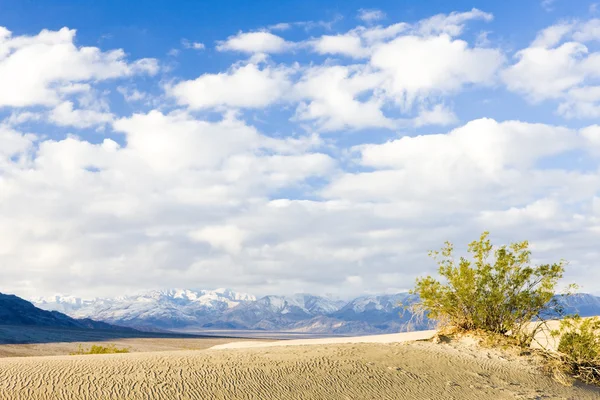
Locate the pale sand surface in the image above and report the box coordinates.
[0,325,268,358]
[0,339,599,399]
[0,337,262,358]
[210,329,437,349]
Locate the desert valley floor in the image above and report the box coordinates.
[0,332,599,400]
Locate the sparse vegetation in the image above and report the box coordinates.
[70,344,130,355]
[410,231,566,346]
[410,231,600,387]
[549,316,600,386]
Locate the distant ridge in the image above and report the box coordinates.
[33,289,426,334]
[32,289,600,335]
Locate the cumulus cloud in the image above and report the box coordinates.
[116,86,149,103]
[165,10,502,131]
[371,34,504,109]
[3,11,600,299]
[412,104,458,127]
[216,31,293,53]
[326,118,581,207]
[4,108,600,299]
[292,65,393,131]
[0,126,35,160]
[190,225,248,254]
[0,110,337,297]
[49,101,113,128]
[296,9,502,130]
[310,33,368,58]
[354,119,579,174]
[0,27,157,108]
[503,19,600,118]
[168,63,293,109]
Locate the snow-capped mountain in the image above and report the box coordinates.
[209,294,347,330]
[34,288,256,330]
[32,290,600,335]
[31,295,98,315]
[32,289,422,333]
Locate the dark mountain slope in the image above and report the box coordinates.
[0,292,131,331]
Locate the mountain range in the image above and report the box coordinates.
[32,289,600,335]
[0,292,131,332]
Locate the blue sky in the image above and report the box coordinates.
[0,0,600,299]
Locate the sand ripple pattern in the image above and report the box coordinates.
[0,342,598,399]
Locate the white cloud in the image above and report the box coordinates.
[361,23,409,43]
[324,118,584,212]
[371,34,504,109]
[573,19,600,42]
[503,19,600,117]
[2,111,42,126]
[268,22,292,31]
[190,225,248,254]
[581,124,600,151]
[532,22,574,47]
[216,31,292,53]
[293,65,393,131]
[0,126,34,160]
[3,107,600,298]
[295,10,502,130]
[416,8,493,37]
[182,39,205,50]
[503,42,588,101]
[357,9,386,23]
[541,0,557,11]
[117,86,149,102]
[479,199,562,226]
[49,101,113,128]
[0,110,338,297]
[310,33,368,58]
[412,104,458,127]
[112,111,266,172]
[171,10,499,132]
[0,26,158,108]
[169,63,293,109]
[5,12,600,300]
[559,86,600,118]
[475,31,492,47]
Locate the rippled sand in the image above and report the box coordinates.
[1,339,598,399]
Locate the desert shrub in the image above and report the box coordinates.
[551,316,600,385]
[410,232,566,346]
[70,344,129,355]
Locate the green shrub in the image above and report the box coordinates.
[410,232,566,346]
[552,316,600,385]
[70,344,130,355]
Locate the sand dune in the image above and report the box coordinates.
[0,338,598,399]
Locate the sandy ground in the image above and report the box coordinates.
[210,329,437,349]
[0,325,266,358]
[0,337,260,358]
[0,336,598,399]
